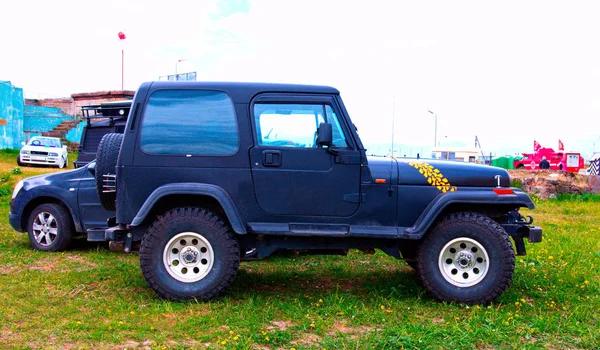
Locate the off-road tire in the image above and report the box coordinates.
[139,207,240,301]
[417,212,515,305]
[27,203,74,251]
[95,133,123,211]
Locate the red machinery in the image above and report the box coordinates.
[513,140,584,172]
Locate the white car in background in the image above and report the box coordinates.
[18,137,69,168]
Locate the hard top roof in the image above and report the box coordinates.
[144,81,340,103]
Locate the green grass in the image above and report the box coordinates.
[0,160,599,349]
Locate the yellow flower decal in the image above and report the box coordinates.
[408,161,457,193]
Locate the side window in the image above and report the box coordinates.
[140,90,238,155]
[253,103,347,148]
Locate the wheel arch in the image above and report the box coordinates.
[131,183,247,234]
[21,195,81,233]
[403,190,535,239]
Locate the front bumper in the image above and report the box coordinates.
[19,154,61,166]
[502,223,543,256]
[9,211,23,232]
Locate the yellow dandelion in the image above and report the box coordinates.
[233,336,239,341]
[319,299,323,303]
[265,336,270,341]
[380,305,385,310]
[221,340,227,345]
[310,323,316,328]
[229,330,234,335]
[130,311,135,315]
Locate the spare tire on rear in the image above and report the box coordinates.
[95,133,123,211]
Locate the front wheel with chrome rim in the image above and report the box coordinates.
[417,212,515,305]
[27,203,73,251]
[139,207,240,301]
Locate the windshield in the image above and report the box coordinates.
[28,137,62,148]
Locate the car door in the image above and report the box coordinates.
[77,162,114,230]
[249,94,362,217]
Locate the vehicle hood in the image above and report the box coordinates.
[366,156,510,187]
[21,166,87,190]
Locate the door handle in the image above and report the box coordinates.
[263,150,282,167]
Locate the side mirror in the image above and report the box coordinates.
[88,162,96,176]
[316,123,333,147]
[21,141,25,146]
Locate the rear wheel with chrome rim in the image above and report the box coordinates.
[163,232,215,283]
[417,212,515,305]
[27,203,73,251]
[139,207,240,301]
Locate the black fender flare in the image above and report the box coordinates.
[130,183,247,234]
[403,189,535,239]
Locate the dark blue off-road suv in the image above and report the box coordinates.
[86,81,542,304]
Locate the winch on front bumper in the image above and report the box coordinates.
[501,210,543,256]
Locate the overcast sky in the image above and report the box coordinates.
[1,0,599,157]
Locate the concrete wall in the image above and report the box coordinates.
[1,86,134,149]
[65,120,86,143]
[0,81,24,149]
[26,90,135,116]
[23,105,76,141]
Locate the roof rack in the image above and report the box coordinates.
[81,100,132,126]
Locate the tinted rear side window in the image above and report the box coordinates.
[140,90,238,155]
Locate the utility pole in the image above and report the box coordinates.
[118,32,126,90]
[428,110,437,147]
[176,58,187,78]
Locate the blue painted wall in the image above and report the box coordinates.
[23,106,75,134]
[65,120,86,143]
[0,81,24,149]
